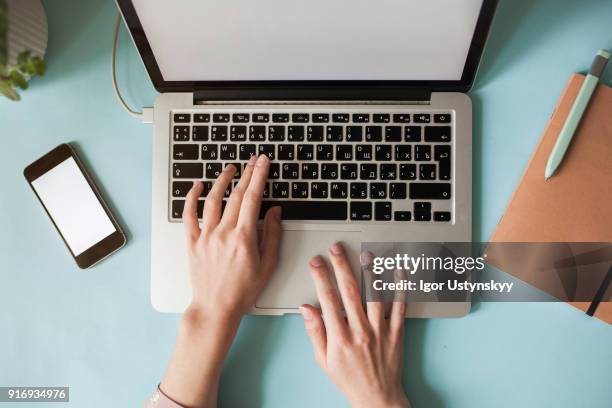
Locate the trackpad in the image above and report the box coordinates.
[255,230,361,311]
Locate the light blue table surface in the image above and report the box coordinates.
[1,1,611,407]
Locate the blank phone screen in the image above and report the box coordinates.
[31,157,116,256]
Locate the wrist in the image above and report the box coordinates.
[353,393,410,408]
[181,304,242,338]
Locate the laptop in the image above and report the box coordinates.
[116,0,498,316]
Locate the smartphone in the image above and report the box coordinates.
[24,144,126,268]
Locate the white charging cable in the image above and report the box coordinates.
[112,14,153,123]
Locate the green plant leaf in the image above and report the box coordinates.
[0,78,20,101]
[17,50,31,65]
[30,56,47,75]
[9,69,28,89]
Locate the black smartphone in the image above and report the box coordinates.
[24,144,126,268]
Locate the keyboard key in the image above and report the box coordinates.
[172,200,186,218]
[414,113,431,123]
[380,163,397,180]
[370,183,387,199]
[173,144,199,160]
[425,126,451,142]
[201,144,218,160]
[230,125,247,142]
[263,182,271,198]
[350,182,368,199]
[205,163,222,178]
[415,145,431,161]
[307,126,324,142]
[301,163,319,179]
[355,145,373,161]
[332,113,350,123]
[211,126,228,141]
[253,113,269,122]
[393,114,410,123]
[259,200,347,220]
[394,211,411,221]
[202,181,213,195]
[311,182,329,198]
[282,163,299,179]
[434,211,451,221]
[316,144,333,160]
[434,114,451,123]
[174,113,190,123]
[173,126,190,141]
[277,144,294,160]
[435,145,451,180]
[321,163,339,179]
[249,126,266,141]
[350,202,372,220]
[410,183,451,199]
[394,145,411,161]
[365,126,382,142]
[297,144,314,160]
[220,144,237,160]
[224,183,232,198]
[399,164,417,180]
[272,113,289,123]
[192,126,209,141]
[312,113,329,123]
[291,182,309,198]
[194,113,210,123]
[173,163,203,179]
[172,181,193,197]
[385,126,402,142]
[269,126,286,141]
[258,144,275,160]
[389,183,407,199]
[292,113,309,123]
[404,126,422,142]
[414,202,431,221]
[346,126,363,142]
[373,114,390,123]
[375,202,392,220]
[375,145,392,161]
[269,163,281,179]
[239,144,256,160]
[360,164,377,180]
[213,113,230,123]
[353,113,370,123]
[288,126,305,141]
[419,164,436,180]
[232,113,250,122]
[336,145,353,161]
[331,182,348,199]
[326,126,343,142]
[272,182,290,198]
[340,163,358,180]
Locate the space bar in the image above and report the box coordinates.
[259,201,347,220]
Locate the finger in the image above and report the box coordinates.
[309,255,348,338]
[360,251,385,328]
[328,242,369,330]
[182,181,203,243]
[300,304,327,368]
[259,206,282,279]
[220,156,256,228]
[237,154,269,228]
[389,300,406,340]
[202,164,236,231]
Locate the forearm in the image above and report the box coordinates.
[160,307,241,408]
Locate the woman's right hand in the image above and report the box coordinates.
[300,242,410,408]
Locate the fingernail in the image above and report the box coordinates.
[247,155,257,166]
[272,206,282,221]
[299,306,312,321]
[225,164,236,172]
[329,242,343,255]
[309,255,324,267]
[256,154,268,167]
[360,251,374,266]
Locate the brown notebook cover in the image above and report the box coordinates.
[489,73,612,324]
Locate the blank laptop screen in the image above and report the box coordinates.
[131,0,484,82]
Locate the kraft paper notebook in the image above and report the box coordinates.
[489,73,612,324]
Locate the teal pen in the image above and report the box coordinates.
[545,49,611,179]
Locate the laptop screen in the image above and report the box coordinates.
[130,0,484,82]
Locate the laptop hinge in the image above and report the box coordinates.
[192,87,432,104]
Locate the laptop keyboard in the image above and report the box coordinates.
[170,109,453,222]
